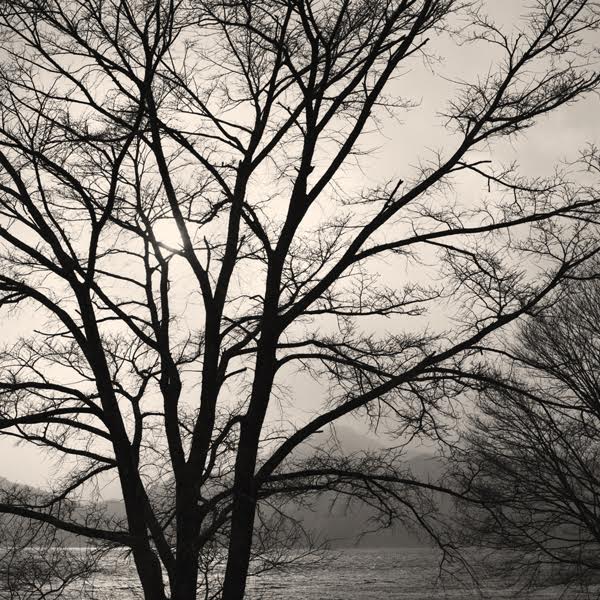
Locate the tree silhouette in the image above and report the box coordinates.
[450,250,600,593]
[0,480,109,600]
[0,1,599,599]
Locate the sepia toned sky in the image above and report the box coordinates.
[1,0,599,496]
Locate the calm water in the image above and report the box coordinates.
[77,548,600,600]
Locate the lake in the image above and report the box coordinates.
[75,548,599,600]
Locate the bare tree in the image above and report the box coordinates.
[0,0,599,599]
[0,479,111,600]
[449,252,600,593]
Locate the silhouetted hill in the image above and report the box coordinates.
[287,426,446,547]
[0,428,448,548]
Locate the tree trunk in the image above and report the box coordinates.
[133,546,168,600]
[171,557,200,600]
[220,431,260,600]
[172,479,201,600]
[222,260,283,600]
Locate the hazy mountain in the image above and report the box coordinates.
[0,427,448,548]
[287,425,445,547]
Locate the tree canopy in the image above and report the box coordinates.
[0,1,599,599]
[451,258,600,592]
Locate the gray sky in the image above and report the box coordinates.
[1,0,599,496]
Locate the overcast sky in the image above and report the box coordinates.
[1,0,599,496]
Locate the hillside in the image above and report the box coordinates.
[287,426,446,547]
[0,428,449,548]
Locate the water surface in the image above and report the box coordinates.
[79,548,600,599]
